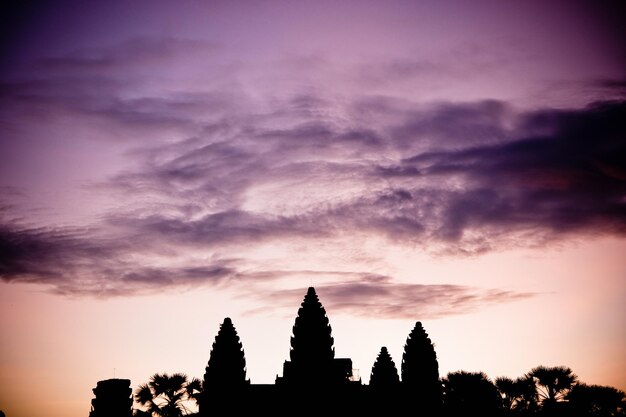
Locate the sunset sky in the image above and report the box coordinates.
[1,1,625,416]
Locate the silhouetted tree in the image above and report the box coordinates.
[443,371,502,417]
[135,373,202,417]
[204,317,248,388]
[528,365,577,412]
[369,346,400,388]
[497,376,518,412]
[401,321,442,408]
[496,375,539,415]
[285,286,336,384]
[567,383,626,417]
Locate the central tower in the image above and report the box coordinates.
[276,287,353,386]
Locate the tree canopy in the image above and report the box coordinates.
[135,373,201,417]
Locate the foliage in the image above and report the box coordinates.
[443,371,502,417]
[527,365,577,407]
[567,383,626,417]
[496,375,538,414]
[135,373,202,417]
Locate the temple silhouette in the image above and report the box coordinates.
[89,286,626,416]
[90,286,442,416]
[89,379,133,417]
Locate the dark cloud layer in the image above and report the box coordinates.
[99,99,625,251]
[404,100,626,240]
[0,222,235,296]
[0,222,535,318]
[2,97,625,303]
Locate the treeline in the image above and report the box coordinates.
[127,365,625,417]
[442,366,625,417]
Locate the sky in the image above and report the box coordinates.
[0,0,625,415]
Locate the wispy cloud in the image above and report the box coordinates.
[248,275,535,319]
[0,221,236,296]
[94,98,626,252]
[0,222,535,318]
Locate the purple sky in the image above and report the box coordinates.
[1,1,625,416]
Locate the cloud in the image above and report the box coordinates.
[399,100,626,242]
[390,99,513,150]
[0,77,239,142]
[0,221,534,318]
[0,222,237,296]
[597,78,626,91]
[81,99,626,255]
[105,209,330,248]
[0,36,241,147]
[248,275,535,319]
[36,37,217,74]
[1,35,624,302]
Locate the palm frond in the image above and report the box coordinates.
[135,384,153,405]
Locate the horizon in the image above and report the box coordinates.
[1,1,625,416]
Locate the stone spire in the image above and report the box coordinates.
[277,287,341,385]
[370,346,400,388]
[401,321,442,408]
[289,287,335,365]
[204,317,248,389]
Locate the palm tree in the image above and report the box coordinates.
[527,366,577,409]
[496,375,538,414]
[135,373,202,417]
[496,376,517,411]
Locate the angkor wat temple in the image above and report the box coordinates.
[90,286,442,416]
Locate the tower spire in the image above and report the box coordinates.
[401,321,442,410]
[204,317,249,389]
[278,287,345,385]
[289,287,335,365]
[370,346,400,388]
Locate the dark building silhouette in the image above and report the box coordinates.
[94,287,443,416]
[203,317,249,388]
[91,286,626,416]
[401,320,443,410]
[200,317,249,413]
[195,286,438,415]
[88,378,132,417]
[370,346,400,388]
[366,345,405,414]
[276,287,355,386]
